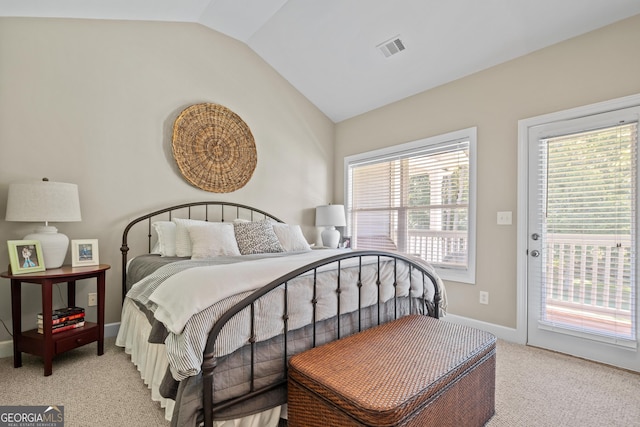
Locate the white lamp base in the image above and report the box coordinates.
[321,226,341,249]
[24,225,69,269]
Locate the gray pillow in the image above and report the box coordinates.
[234,220,284,255]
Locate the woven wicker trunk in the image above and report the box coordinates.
[288,315,496,427]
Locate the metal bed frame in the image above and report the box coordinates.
[120,201,441,427]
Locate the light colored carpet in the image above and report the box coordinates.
[0,337,169,426]
[0,338,638,426]
[489,340,640,426]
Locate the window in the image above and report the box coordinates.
[344,127,476,283]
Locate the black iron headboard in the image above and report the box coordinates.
[120,201,284,301]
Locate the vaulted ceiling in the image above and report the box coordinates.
[2,0,640,122]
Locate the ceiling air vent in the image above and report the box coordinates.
[377,36,406,58]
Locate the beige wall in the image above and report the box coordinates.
[335,14,640,328]
[0,18,334,341]
[1,14,639,345]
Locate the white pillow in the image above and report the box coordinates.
[172,218,210,257]
[152,221,177,257]
[187,222,241,259]
[272,224,311,252]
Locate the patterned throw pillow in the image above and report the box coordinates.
[234,220,284,255]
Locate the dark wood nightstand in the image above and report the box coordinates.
[1,264,110,376]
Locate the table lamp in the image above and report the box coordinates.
[5,178,82,269]
[315,204,346,248]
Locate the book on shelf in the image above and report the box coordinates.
[38,319,85,334]
[37,315,85,327]
[37,306,85,320]
[37,311,85,325]
[38,307,85,325]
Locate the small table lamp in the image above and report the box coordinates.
[5,178,82,269]
[316,204,346,249]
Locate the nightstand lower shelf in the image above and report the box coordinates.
[19,323,99,357]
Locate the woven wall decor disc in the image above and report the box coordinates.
[172,103,257,193]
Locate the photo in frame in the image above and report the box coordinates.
[71,239,99,267]
[7,240,46,274]
[340,236,351,249]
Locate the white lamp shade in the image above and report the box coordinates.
[6,179,81,269]
[315,205,346,227]
[6,180,81,223]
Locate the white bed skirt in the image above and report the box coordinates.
[115,298,282,426]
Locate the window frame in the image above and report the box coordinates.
[344,127,477,284]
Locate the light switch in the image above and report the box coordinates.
[497,211,512,225]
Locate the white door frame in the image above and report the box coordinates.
[516,93,640,346]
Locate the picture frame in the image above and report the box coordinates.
[340,236,351,249]
[7,240,46,274]
[71,239,99,267]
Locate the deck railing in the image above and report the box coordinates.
[541,233,633,334]
[406,229,468,267]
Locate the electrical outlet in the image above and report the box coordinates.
[497,211,512,225]
[479,291,489,305]
[88,292,97,307]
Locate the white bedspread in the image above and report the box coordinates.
[149,249,348,334]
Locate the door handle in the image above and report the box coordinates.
[530,250,540,257]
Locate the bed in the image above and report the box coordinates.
[114,201,447,427]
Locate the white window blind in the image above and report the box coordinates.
[537,120,638,344]
[345,128,476,283]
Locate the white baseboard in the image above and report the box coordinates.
[105,322,120,338]
[0,339,12,359]
[443,314,525,344]
[0,322,121,360]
